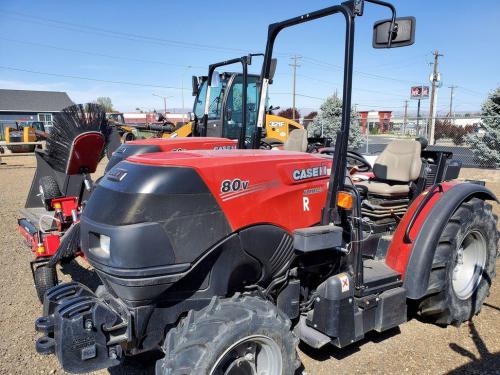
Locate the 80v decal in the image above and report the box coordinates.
[221,178,249,193]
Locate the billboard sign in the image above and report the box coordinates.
[410,86,430,99]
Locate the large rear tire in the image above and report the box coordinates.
[419,198,498,325]
[156,295,300,375]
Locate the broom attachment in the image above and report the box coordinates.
[47,222,81,268]
[45,103,111,175]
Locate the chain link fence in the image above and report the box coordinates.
[355,115,499,169]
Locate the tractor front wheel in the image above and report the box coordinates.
[419,198,498,326]
[34,265,57,303]
[156,295,299,375]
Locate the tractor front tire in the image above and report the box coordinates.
[156,295,300,375]
[38,176,62,211]
[34,265,57,303]
[419,198,498,326]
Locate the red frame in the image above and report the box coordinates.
[51,196,79,218]
[18,224,61,258]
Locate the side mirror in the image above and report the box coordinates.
[211,71,221,87]
[188,112,196,122]
[269,58,278,82]
[155,113,165,122]
[192,76,199,96]
[373,17,416,48]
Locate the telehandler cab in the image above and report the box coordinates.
[35,1,498,374]
[105,53,307,171]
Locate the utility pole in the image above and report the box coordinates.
[428,50,444,144]
[403,100,408,135]
[448,84,457,125]
[289,55,301,121]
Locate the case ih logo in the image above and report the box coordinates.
[292,165,328,181]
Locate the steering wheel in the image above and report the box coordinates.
[242,136,273,150]
[259,139,274,150]
[319,148,372,172]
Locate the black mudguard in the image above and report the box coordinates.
[404,183,497,300]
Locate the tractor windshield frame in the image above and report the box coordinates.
[255,0,400,226]
[200,56,257,149]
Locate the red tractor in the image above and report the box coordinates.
[34,1,497,374]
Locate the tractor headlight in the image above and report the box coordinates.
[100,234,111,254]
[90,234,111,259]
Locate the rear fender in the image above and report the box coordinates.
[386,182,497,300]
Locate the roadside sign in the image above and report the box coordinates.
[410,86,429,100]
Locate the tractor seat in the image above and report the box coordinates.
[284,129,308,152]
[356,140,422,197]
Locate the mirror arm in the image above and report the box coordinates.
[364,0,397,47]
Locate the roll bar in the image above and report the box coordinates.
[255,0,401,224]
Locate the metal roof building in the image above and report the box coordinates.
[0,89,74,137]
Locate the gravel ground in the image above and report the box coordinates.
[0,155,498,375]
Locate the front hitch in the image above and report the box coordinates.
[35,282,129,373]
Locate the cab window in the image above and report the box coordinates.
[193,78,225,120]
[222,75,259,139]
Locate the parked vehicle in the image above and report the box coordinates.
[34,2,497,374]
[5,121,47,153]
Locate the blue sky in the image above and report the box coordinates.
[0,0,498,115]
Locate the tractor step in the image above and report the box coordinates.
[358,259,402,297]
[298,272,407,349]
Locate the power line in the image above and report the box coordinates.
[0,65,187,90]
[301,56,421,85]
[271,91,404,108]
[0,37,204,69]
[455,86,488,98]
[295,73,409,99]
[1,10,253,54]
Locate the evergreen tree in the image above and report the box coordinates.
[308,95,363,148]
[466,87,500,168]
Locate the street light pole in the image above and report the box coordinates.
[181,65,192,114]
[152,93,173,115]
[289,55,301,121]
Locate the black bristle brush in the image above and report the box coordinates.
[45,103,111,172]
[47,222,81,267]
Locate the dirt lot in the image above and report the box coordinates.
[0,155,498,375]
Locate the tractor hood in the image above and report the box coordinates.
[105,137,237,172]
[81,149,331,302]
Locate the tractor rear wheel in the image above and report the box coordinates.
[38,176,62,211]
[156,295,299,375]
[419,198,498,325]
[34,265,57,303]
